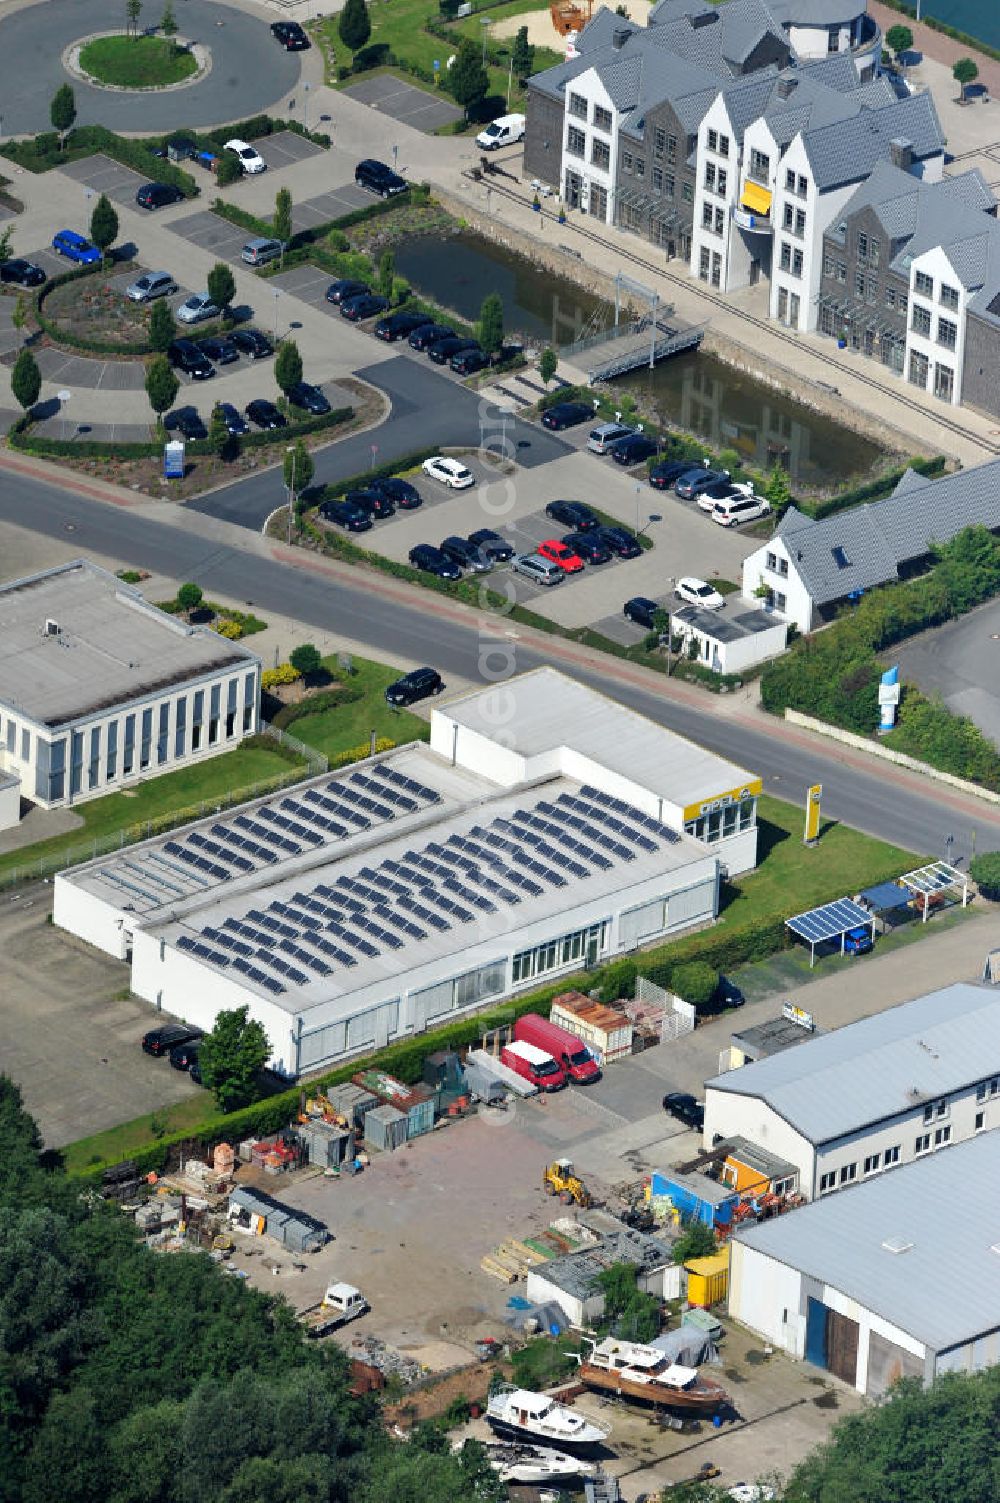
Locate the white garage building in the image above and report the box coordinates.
[729,1130,1000,1395]
[0,559,260,812]
[53,669,761,1077]
[703,983,1000,1201]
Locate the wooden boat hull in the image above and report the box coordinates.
[578,1362,729,1413]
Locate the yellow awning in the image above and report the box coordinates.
[741,181,772,216]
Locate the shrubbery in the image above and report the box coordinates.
[970,852,1000,900]
[262,663,301,689]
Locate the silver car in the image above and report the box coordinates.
[511,553,564,587]
[177,292,220,324]
[125,270,177,303]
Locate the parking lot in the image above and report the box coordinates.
[343,74,463,132]
[60,153,151,209]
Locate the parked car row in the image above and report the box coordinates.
[141,1022,203,1081]
[622,576,727,631]
[318,474,422,532]
[164,397,288,440]
[326,278,491,374]
[167,327,274,380]
[649,458,772,527]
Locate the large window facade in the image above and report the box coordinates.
[685,795,756,844]
[512,920,610,984]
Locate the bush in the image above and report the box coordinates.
[669,961,720,1011]
[214,618,243,639]
[262,663,301,689]
[970,852,1000,900]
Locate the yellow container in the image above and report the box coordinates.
[685,1246,730,1308]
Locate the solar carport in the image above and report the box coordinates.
[786,897,876,967]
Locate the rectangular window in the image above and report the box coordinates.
[783,202,793,230]
[785,167,795,191]
[654,126,665,159]
[839,1162,857,1185]
[915,269,934,297]
[884,1145,900,1166]
[914,1133,931,1154]
[863,1153,881,1175]
[827,26,838,50]
[717,168,727,196]
[702,201,714,229]
[857,230,868,260]
[88,726,100,789]
[594,104,612,132]
[934,1124,951,1146]
[766,551,777,570]
[707,128,718,152]
[140,707,153,769]
[5,721,12,756]
[635,157,645,179]
[975,1110,985,1131]
[749,148,770,183]
[792,248,803,278]
[568,92,587,119]
[209,683,221,745]
[19,726,30,763]
[934,362,954,402]
[780,241,791,272]
[226,678,238,739]
[106,720,118,780]
[886,286,896,309]
[797,173,808,197]
[714,206,724,234]
[705,162,716,191]
[174,697,187,758]
[698,246,711,282]
[667,133,676,163]
[191,690,204,751]
[664,172,675,198]
[819,1171,837,1194]
[856,270,866,298]
[591,138,610,170]
[622,150,633,173]
[682,182,693,203]
[48,737,66,801]
[908,350,929,388]
[795,207,805,237]
[719,134,729,157]
[823,254,834,277]
[940,282,959,311]
[937,317,957,351]
[837,260,846,283]
[869,238,880,268]
[976,1076,999,1100]
[911,304,932,337]
[157,702,169,764]
[122,713,136,775]
[69,729,84,796]
[899,293,908,318]
[711,251,721,287]
[652,166,662,192]
[566,125,585,158]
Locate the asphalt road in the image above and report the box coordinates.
[0,0,300,134]
[188,356,571,530]
[4,465,996,865]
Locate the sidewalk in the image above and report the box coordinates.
[870,0,1000,94]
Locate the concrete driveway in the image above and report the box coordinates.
[343,75,463,133]
[896,594,1000,747]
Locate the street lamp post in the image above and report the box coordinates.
[286,444,296,544]
[273,287,280,343]
[303,81,311,133]
[507,55,514,109]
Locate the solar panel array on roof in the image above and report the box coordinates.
[786,897,872,945]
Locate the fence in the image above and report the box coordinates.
[260,720,328,774]
[633,976,696,1044]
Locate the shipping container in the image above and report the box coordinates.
[685,1247,730,1308]
[550,991,633,1063]
[300,1121,353,1169]
[651,1170,738,1230]
[326,1083,380,1131]
[364,1104,408,1152]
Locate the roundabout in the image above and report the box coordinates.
[71,33,205,91]
[0,0,302,133]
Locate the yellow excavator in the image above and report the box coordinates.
[542,1158,592,1207]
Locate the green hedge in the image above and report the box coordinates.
[270,680,364,730]
[1,126,198,193]
[213,184,430,256]
[9,406,354,461]
[808,456,947,521]
[33,261,238,358]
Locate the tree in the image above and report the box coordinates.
[670,960,719,1011]
[206,261,236,316]
[449,39,488,120]
[283,437,314,495]
[274,338,303,395]
[176,581,203,611]
[970,851,1000,899]
[50,84,76,146]
[144,357,178,426]
[0,225,12,265]
[148,297,175,353]
[885,23,912,60]
[511,24,534,80]
[954,56,979,102]
[377,247,395,299]
[594,1262,660,1342]
[672,1221,717,1265]
[10,349,41,413]
[89,195,119,266]
[290,643,322,677]
[198,1005,270,1111]
[160,0,178,37]
[538,347,558,385]
[338,0,371,53]
[478,291,504,357]
[764,464,791,507]
[208,404,235,462]
[273,186,293,257]
[215,152,242,189]
[126,0,142,36]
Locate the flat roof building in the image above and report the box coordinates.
[54,670,760,1077]
[0,560,260,810]
[729,1131,1000,1394]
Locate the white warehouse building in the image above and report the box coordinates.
[54,669,761,1077]
[0,560,261,813]
[729,1130,1000,1395]
[703,982,1000,1201]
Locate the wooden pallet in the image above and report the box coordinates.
[480,1253,518,1284]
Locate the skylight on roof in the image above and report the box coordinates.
[832,545,851,569]
[882,1237,913,1255]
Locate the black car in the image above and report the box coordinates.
[610,433,659,466]
[408,544,461,581]
[545,499,599,531]
[214,401,248,435]
[408,322,453,351]
[169,1039,201,1071]
[142,1022,201,1057]
[340,292,388,322]
[136,181,184,211]
[196,333,238,365]
[230,328,272,360]
[598,525,642,559]
[662,1092,704,1131]
[675,466,728,499]
[374,310,432,342]
[624,596,660,629]
[440,535,491,573]
[371,475,421,510]
[326,278,370,305]
[649,458,695,490]
[287,381,331,415]
[271,18,310,48]
[468,527,514,561]
[167,339,214,380]
[355,158,408,197]
[717,976,745,1009]
[166,406,208,440]
[428,335,478,365]
[0,258,45,287]
[189,1058,203,1086]
[385,667,445,707]
[451,347,489,376]
[564,531,611,564]
[245,399,286,430]
[345,487,394,520]
[320,497,373,532]
[541,400,593,431]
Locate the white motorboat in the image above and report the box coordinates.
[483,1441,595,1483]
[485,1385,610,1454]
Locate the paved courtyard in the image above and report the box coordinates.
[343,75,462,132]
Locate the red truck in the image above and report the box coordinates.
[500,1039,567,1092]
[513,1013,601,1084]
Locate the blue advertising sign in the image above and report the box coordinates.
[878,663,900,732]
[164,440,185,479]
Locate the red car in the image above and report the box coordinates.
[538,538,585,573]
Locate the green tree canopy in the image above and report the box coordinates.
[338,0,371,53]
[148,297,176,353]
[144,356,178,423]
[449,39,488,120]
[208,404,234,462]
[953,57,979,100]
[50,84,76,142]
[672,1220,717,1265]
[0,226,13,265]
[290,643,322,677]
[274,339,303,395]
[206,262,236,313]
[478,291,504,356]
[126,0,142,36]
[670,960,719,1010]
[176,581,203,611]
[377,248,395,299]
[89,195,119,264]
[198,1005,270,1111]
[885,23,913,57]
[511,24,534,79]
[160,1,178,37]
[538,347,558,384]
[764,463,791,507]
[215,152,242,188]
[594,1262,659,1341]
[11,348,41,412]
[273,187,293,248]
[283,436,314,492]
[970,850,1000,899]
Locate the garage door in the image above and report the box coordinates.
[867,1331,923,1395]
[805,1298,859,1385]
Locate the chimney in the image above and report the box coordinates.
[890,137,913,171]
[777,77,797,99]
[690,9,718,26]
[44,619,60,637]
[612,25,630,48]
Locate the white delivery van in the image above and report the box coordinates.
[476,113,526,151]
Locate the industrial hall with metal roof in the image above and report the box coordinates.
[54,670,760,1077]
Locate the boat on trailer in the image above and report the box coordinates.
[577,1336,730,1414]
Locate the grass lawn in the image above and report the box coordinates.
[284,655,430,760]
[78,35,198,88]
[0,742,297,885]
[720,793,919,930]
[64,1094,220,1176]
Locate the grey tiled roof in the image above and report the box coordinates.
[803,91,944,191]
[778,458,1000,606]
[770,0,867,22]
[722,68,784,142]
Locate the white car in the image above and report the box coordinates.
[176,292,220,324]
[422,455,475,490]
[695,479,756,514]
[727,1487,776,1503]
[224,138,266,174]
[711,494,772,528]
[675,576,726,609]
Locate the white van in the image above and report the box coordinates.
[476,113,526,151]
[711,494,772,528]
[588,421,635,454]
[241,237,283,266]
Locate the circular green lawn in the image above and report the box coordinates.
[77,34,197,88]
